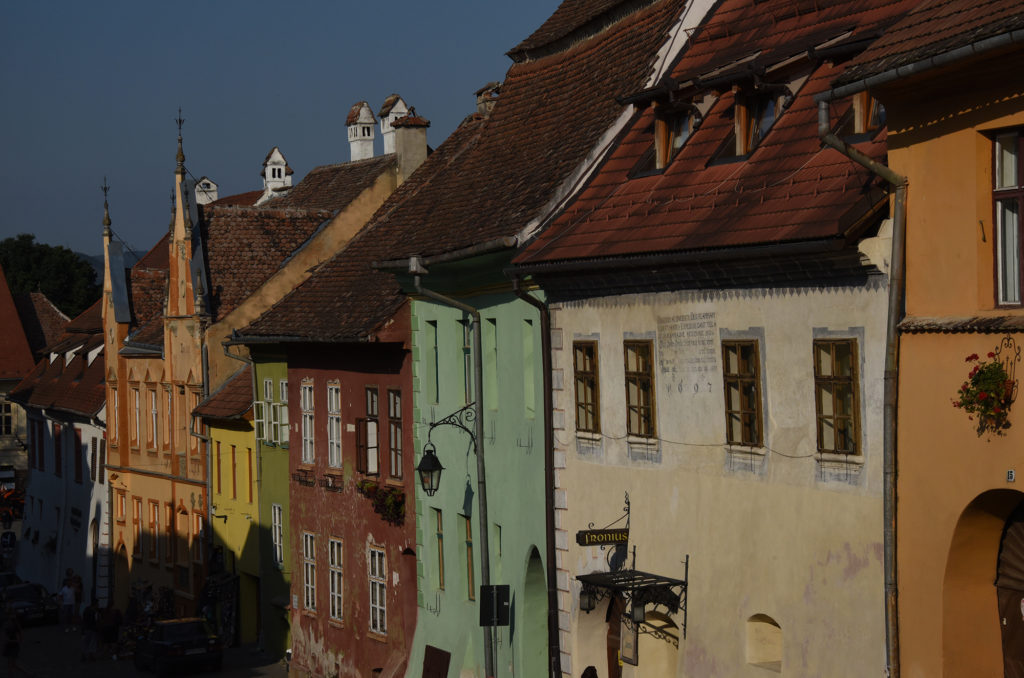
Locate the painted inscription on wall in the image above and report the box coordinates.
[657,311,718,394]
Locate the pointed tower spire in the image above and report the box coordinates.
[101,177,112,239]
[175,108,186,173]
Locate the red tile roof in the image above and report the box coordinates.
[0,263,36,381]
[272,155,396,211]
[346,101,375,126]
[838,0,1024,86]
[201,206,332,322]
[238,115,487,343]
[194,365,252,420]
[368,0,688,263]
[209,189,263,207]
[13,291,69,358]
[10,301,105,419]
[509,0,642,60]
[516,0,913,267]
[378,94,405,118]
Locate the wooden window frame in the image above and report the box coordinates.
[271,503,284,566]
[230,445,237,500]
[623,341,656,438]
[356,387,379,476]
[131,387,140,449]
[995,129,1024,307]
[327,383,342,468]
[132,497,142,557]
[148,500,160,561]
[303,532,316,611]
[329,537,343,622]
[722,340,764,447]
[368,546,387,634]
[164,503,174,564]
[573,341,600,433]
[147,387,158,451]
[387,390,402,479]
[813,339,860,455]
[300,381,315,464]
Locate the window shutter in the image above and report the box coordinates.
[356,418,367,474]
[254,401,266,441]
[279,404,289,445]
[269,402,279,443]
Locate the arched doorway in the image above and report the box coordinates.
[521,548,546,677]
[943,489,1024,676]
[996,502,1024,676]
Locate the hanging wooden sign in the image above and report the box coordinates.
[576,529,629,546]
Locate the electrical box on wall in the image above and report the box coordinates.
[1008,470,1016,483]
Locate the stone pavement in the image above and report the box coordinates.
[9,619,288,677]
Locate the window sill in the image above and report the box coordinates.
[576,431,601,443]
[367,630,388,643]
[328,618,345,630]
[725,444,767,457]
[816,452,864,466]
[626,436,660,464]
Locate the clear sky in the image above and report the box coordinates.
[0,1,557,257]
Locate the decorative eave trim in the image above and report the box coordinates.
[899,315,1024,334]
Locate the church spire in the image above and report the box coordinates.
[175,107,185,173]
[101,177,112,238]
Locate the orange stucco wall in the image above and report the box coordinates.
[885,62,1024,678]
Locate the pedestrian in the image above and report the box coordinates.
[581,667,599,678]
[2,606,21,676]
[81,597,99,661]
[59,579,76,633]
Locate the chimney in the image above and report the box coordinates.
[195,177,219,205]
[347,101,376,162]
[475,82,501,116]
[378,94,409,155]
[392,108,430,185]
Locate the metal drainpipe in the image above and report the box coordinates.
[411,263,495,678]
[512,278,562,678]
[818,100,906,678]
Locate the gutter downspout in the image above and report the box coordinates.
[512,277,562,678]
[818,100,907,678]
[411,260,496,678]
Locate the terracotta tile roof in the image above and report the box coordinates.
[378,94,404,118]
[346,101,375,126]
[208,189,264,207]
[0,263,36,381]
[13,291,69,358]
[195,365,252,420]
[120,234,169,349]
[272,155,396,212]
[10,303,105,419]
[369,0,688,264]
[838,0,1024,86]
[239,116,487,343]
[516,0,913,267]
[900,315,1024,333]
[201,206,332,322]
[509,0,642,60]
[391,112,430,128]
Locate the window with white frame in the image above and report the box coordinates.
[388,390,402,478]
[303,532,316,610]
[328,384,342,468]
[368,546,387,634]
[280,380,288,403]
[148,389,157,449]
[329,538,343,621]
[357,388,379,475]
[277,401,289,445]
[996,130,1024,306]
[301,382,314,463]
[272,504,284,566]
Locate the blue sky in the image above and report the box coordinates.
[0,1,556,257]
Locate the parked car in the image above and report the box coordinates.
[1,583,58,625]
[133,618,222,675]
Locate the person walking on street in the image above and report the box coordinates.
[58,581,75,633]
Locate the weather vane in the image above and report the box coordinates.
[175,107,185,133]
[101,177,110,200]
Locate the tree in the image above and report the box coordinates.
[0,234,101,318]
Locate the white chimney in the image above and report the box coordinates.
[378,94,409,155]
[347,101,376,162]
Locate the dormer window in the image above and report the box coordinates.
[837,93,887,138]
[712,90,787,163]
[631,104,699,176]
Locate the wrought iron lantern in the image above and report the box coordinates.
[580,586,598,612]
[631,601,646,623]
[416,442,445,496]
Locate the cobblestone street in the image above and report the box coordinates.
[9,621,287,678]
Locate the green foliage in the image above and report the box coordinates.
[953,352,1016,436]
[0,233,101,318]
[355,479,406,526]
